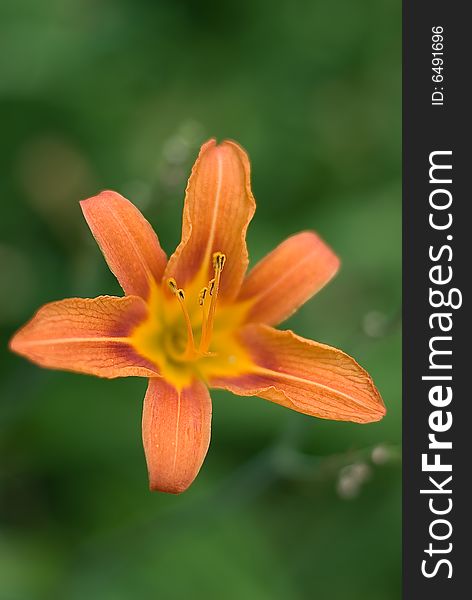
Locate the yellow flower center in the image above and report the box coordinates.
[131,253,254,388]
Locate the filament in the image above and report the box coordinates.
[167,278,196,358]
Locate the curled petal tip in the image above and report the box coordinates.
[148,479,190,495]
[354,404,386,424]
[371,400,387,422]
[9,333,22,357]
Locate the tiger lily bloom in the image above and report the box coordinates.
[10,139,385,494]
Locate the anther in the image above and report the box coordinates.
[208,278,215,296]
[213,252,226,272]
[199,287,208,306]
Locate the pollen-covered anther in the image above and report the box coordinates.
[199,287,208,306]
[208,278,215,296]
[167,277,178,294]
[213,251,226,272]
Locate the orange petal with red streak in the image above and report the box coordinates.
[209,324,385,424]
[238,231,340,325]
[81,191,167,299]
[9,296,159,378]
[165,139,255,300]
[142,377,212,493]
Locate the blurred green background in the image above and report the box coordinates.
[0,0,401,599]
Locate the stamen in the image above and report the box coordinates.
[199,252,226,353]
[199,286,209,351]
[167,278,196,358]
[213,252,226,271]
[198,287,208,306]
[167,278,178,293]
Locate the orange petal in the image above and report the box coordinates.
[165,139,256,300]
[238,231,339,325]
[9,296,159,378]
[142,377,212,493]
[209,324,385,424]
[81,191,167,299]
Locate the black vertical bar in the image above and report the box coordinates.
[404,2,470,598]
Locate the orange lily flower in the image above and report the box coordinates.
[10,139,385,494]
